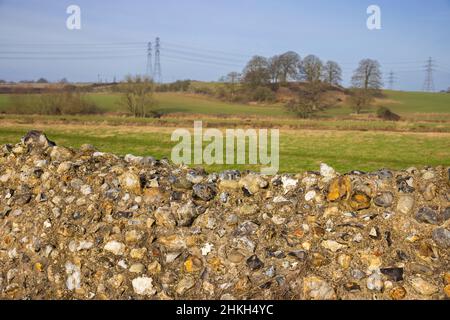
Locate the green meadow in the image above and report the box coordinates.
[0,88,449,173]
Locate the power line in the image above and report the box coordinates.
[0,48,146,54]
[161,47,247,64]
[162,41,251,59]
[423,57,435,92]
[154,37,162,83]
[387,71,396,90]
[0,55,144,60]
[146,42,153,79]
[0,41,147,47]
[162,54,243,69]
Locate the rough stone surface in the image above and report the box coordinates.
[0,131,449,300]
[303,276,336,300]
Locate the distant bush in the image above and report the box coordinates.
[118,75,157,118]
[348,88,375,114]
[215,86,229,100]
[6,95,36,114]
[250,86,276,103]
[6,91,100,115]
[156,80,191,93]
[36,78,49,84]
[285,82,338,119]
[192,86,214,95]
[376,106,401,121]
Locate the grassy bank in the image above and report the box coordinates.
[0,124,449,173]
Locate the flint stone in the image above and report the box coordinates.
[21,130,55,148]
[303,276,337,300]
[415,207,439,225]
[193,183,217,201]
[432,228,450,248]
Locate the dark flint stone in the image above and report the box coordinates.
[271,177,282,186]
[170,191,183,201]
[266,248,285,259]
[374,192,394,208]
[380,267,404,282]
[21,130,56,147]
[288,250,307,261]
[260,281,272,289]
[72,212,83,220]
[344,282,361,292]
[246,255,264,270]
[375,169,393,180]
[219,170,241,181]
[192,183,217,201]
[396,176,415,193]
[112,211,133,219]
[396,250,409,261]
[105,189,120,200]
[432,228,450,248]
[385,231,392,247]
[242,187,252,197]
[442,207,450,221]
[33,168,44,178]
[415,207,439,225]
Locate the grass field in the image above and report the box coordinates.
[0,88,449,173]
[382,90,450,114]
[0,123,449,173]
[1,90,449,119]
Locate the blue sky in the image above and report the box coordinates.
[1,0,449,91]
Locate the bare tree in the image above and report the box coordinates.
[119,75,157,118]
[242,55,271,88]
[351,59,383,90]
[226,72,241,84]
[299,55,323,83]
[277,51,301,83]
[268,55,282,84]
[225,71,241,97]
[322,61,342,86]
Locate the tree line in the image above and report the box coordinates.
[239,52,343,87]
[218,52,385,118]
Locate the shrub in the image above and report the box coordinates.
[376,107,401,121]
[192,86,214,95]
[348,88,375,114]
[7,95,37,114]
[285,82,337,118]
[250,86,276,102]
[36,78,49,83]
[118,75,157,118]
[6,91,100,115]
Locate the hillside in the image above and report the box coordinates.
[0,82,449,120]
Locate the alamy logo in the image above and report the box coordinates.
[171,121,279,175]
[367,5,381,30]
[66,5,81,30]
